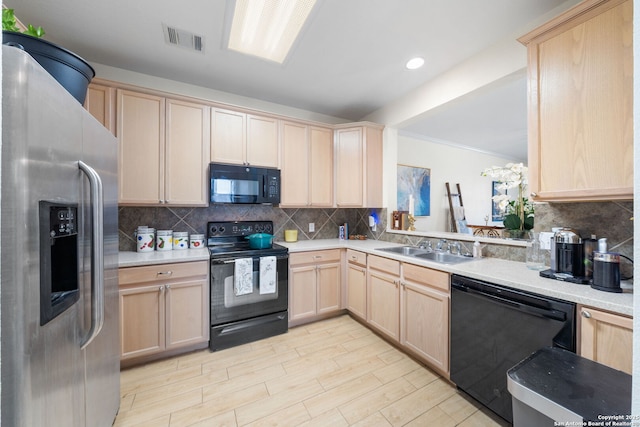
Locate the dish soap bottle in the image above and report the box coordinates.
[473,240,482,258]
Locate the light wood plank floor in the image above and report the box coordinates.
[114,315,510,426]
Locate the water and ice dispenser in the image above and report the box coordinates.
[39,201,79,325]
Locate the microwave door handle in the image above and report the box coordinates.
[262,175,267,199]
[78,161,105,349]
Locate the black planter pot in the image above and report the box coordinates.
[3,31,95,104]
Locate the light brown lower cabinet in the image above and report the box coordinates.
[289,250,342,326]
[579,305,632,374]
[118,261,209,365]
[400,263,450,376]
[367,255,401,342]
[346,249,367,320]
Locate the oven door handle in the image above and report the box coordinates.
[212,255,289,264]
[456,285,566,322]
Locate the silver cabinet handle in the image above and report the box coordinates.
[159,285,165,292]
[79,161,105,350]
[157,271,173,276]
[582,310,591,319]
[531,192,538,198]
[166,285,171,290]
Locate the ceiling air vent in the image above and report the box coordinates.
[162,23,204,53]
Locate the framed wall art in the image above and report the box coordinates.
[491,180,506,221]
[397,164,430,216]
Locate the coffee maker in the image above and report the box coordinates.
[540,228,590,284]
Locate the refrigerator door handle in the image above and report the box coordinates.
[78,160,105,349]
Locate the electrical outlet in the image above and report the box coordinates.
[539,232,553,250]
[309,223,315,232]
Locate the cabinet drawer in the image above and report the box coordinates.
[119,261,208,286]
[290,249,341,266]
[346,249,366,266]
[402,263,449,292]
[368,255,400,276]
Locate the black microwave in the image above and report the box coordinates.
[209,163,280,204]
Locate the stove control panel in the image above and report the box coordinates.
[207,221,273,238]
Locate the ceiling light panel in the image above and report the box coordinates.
[228,0,317,63]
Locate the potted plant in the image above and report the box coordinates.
[481,162,534,239]
[3,8,95,104]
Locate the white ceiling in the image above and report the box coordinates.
[6,0,574,160]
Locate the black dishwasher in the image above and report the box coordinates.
[450,274,576,424]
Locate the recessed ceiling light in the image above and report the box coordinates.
[228,0,317,64]
[406,57,425,70]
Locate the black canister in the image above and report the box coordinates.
[555,228,584,277]
[591,252,622,293]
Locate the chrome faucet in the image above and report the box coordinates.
[436,239,447,252]
[449,241,462,255]
[419,241,433,251]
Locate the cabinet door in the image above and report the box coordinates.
[246,114,279,167]
[317,262,341,314]
[309,126,334,207]
[165,99,210,206]
[368,269,400,341]
[521,0,633,201]
[335,128,363,207]
[580,306,632,374]
[363,126,383,208]
[85,83,115,134]
[402,281,449,375]
[289,265,317,321]
[120,284,165,359]
[211,108,246,165]
[165,279,209,349]
[117,90,165,204]
[280,121,309,206]
[346,263,367,320]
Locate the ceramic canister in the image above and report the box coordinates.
[189,234,205,249]
[136,226,155,252]
[173,232,189,250]
[284,229,298,242]
[156,230,173,251]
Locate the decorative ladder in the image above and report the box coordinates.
[445,183,464,232]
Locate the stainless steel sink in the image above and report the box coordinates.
[376,246,431,256]
[376,245,477,264]
[414,251,474,264]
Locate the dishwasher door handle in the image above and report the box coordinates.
[457,285,567,322]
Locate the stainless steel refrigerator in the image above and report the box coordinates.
[1,46,120,426]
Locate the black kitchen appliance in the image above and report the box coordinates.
[207,220,289,351]
[592,252,624,292]
[209,163,280,205]
[450,274,576,424]
[540,228,590,284]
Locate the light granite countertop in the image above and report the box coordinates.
[119,248,210,268]
[119,239,633,316]
[279,239,634,317]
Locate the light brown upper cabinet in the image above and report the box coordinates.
[519,0,632,201]
[335,123,383,207]
[117,89,210,206]
[211,108,279,168]
[280,121,333,207]
[85,83,115,134]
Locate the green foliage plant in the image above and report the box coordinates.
[3,8,45,38]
